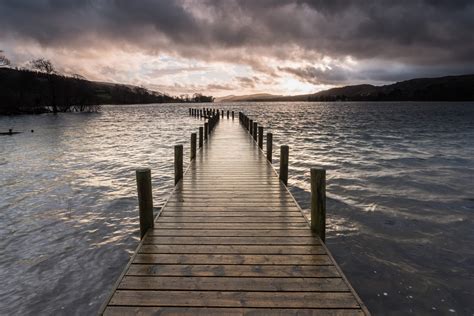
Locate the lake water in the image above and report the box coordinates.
[0,102,473,315]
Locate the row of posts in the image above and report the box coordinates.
[238,111,327,242]
[135,108,232,239]
[189,107,235,120]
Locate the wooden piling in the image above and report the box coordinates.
[232,111,234,120]
[310,168,326,242]
[198,127,203,148]
[253,122,258,141]
[279,145,289,186]
[174,145,183,185]
[249,119,253,135]
[191,133,197,161]
[135,168,154,239]
[266,132,273,163]
[204,123,208,140]
[258,126,264,149]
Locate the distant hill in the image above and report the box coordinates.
[0,68,213,115]
[218,74,474,102]
[215,93,284,102]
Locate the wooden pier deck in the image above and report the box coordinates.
[101,116,369,315]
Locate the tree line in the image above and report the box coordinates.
[0,52,214,115]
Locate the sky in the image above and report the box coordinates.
[1,0,474,97]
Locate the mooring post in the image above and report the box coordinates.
[266,132,273,163]
[136,168,154,239]
[204,122,208,140]
[191,133,197,161]
[199,127,203,148]
[311,168,326,242]
[258,126,264,149]
[280,145,289,185]
[253,122,258,141]
[174,145,183,185]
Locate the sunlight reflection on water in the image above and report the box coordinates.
[0,102,473,315]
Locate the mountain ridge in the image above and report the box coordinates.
[216,74,474,102]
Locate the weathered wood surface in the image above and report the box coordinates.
[102,118,369,315]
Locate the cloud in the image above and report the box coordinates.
[1,0,473,94]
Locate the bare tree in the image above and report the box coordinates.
[29,58,55,74]
[0,50,11,67]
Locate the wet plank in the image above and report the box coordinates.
[104,306,365,316]
[133,254,333,265]
[109,290,360,308]
[139,244,326,254]
[147,229,314,237]
[143,236,320,245]
[126,264,342,277]
[118,276,349,292]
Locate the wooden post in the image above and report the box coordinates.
[174,145,183,185]
[204,123,208,140]
[311,168,326,242]
[253,122,258,141]
[266,132,273,163]
[191,133,197,161]
[250,119,253,135]
[189,108,191,115]
[136,168,154,239]
[199,127,203,148]
[258,126,264,149]
[232,111,234,120]
[279,145,289,185]
[227,110,229,119]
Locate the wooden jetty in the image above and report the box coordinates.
[100,108,369,315]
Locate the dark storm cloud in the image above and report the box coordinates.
[1,0,473,84]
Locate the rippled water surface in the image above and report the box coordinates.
[1,102,473,315]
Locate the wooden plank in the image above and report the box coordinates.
[161,207,300,212]
[133,254,333,265]
[147,229,314,237]
[153,223,308,230]
[126,264,341,277]
[157,217,307,223]
[160,211,302,217]
[104,306,365,316]
[118,276,349,292]
[109,290,360,308]
[139,245,326,254]
[144,236,319,245]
